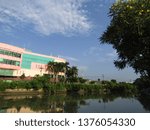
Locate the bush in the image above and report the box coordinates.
[0,76,137,95]
[111,79,117,83]
[78,77,87,83]
[20,73,25,79]
[0,80,8,91]
[89,81,96,84]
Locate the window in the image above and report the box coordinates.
[0,49,21,58]
[0,58,20,66]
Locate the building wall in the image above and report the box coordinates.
[0,69,14,76]
[0,42,23,76]
[0,42,66,77]
[21,53,54,69]
[13,69,44,77]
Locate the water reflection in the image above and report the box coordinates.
[0,93,149,113]
[137,95,150,112]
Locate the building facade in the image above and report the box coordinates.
[0,42,66,77]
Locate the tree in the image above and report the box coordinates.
[71,66,78,78]
[66,66,78,83]
[111,79,117,83]
[78,77,87,83]
[46,61,67,82]
[100,0,150,79]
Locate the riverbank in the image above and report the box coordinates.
[0,77,137,95]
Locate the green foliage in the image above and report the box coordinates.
[100,0,150,78]
[47,61,79,83]
[31,75,50,91]
[101,80,110,84]
[134,76,150,90]
[0,80,8,91]
[89,81,96,84]
[58,76,65,83]
[78,77,87,83]
[0,77,137,94]
[66,66,78,83]
[67,77,78,83]
[20,73,25,79]
[9,80,31,89]
[47,61,68,82]
[111,79,117,83]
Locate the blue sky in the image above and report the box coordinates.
[0,0,139,82]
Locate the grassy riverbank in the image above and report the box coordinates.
[0,76,137,94]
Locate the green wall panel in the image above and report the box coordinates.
[21,53,54,69]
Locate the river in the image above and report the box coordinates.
[0,93,149,113]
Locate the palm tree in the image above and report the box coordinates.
[71,66,78,78]
[66,66,78,83]
[46,61,55,74]
[47,61,68,83]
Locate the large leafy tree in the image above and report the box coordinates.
[100,0,150,78]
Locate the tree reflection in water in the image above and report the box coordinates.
[0,92,149,113]
[137,95,150,112]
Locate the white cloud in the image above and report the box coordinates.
[0,0,91,35]
[58,55,78,62]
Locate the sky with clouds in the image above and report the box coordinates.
[0,0,139,82]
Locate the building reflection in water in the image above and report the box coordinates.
[6,106,64,113]
[0,94,66,113]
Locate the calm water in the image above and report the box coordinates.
[0,93,150,113]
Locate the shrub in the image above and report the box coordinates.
[20,73,25,79]
[0,80,8,91]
